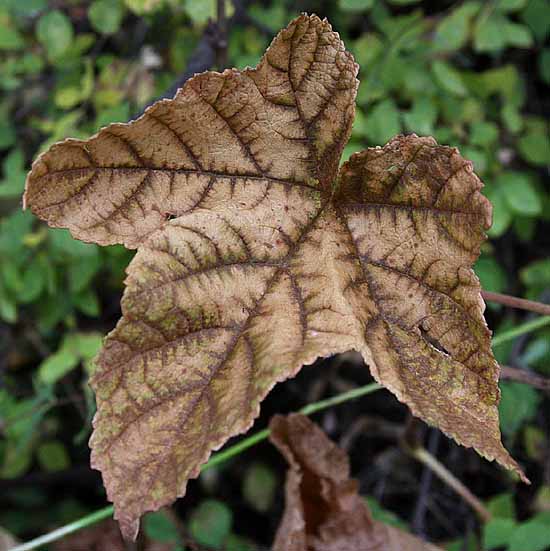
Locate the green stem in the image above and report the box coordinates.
[10,507,115,551]
[11,381,382,551]
[492,315,550,348]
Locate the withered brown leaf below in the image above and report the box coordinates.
[23,13,526,540]
[270,413,442,551]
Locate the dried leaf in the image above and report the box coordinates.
[269,413,441,551]
[24,13,525,540]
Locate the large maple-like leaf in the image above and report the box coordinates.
[270,413,441,550]
[24,14,526,540]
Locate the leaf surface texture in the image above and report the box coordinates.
[24,13,525,539]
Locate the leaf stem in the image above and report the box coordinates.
[9,507,115,551]
[10,382,382,551]
[492,315,550,347]
[482,290,550,316]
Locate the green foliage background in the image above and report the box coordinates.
[0,0,549,549]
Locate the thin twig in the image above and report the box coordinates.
[406,445,492,523]
[500,365,550,392]
[482,290,550,316]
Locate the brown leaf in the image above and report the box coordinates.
[336,137,525,477]
[24,12,525,540]
[269,413,441,551]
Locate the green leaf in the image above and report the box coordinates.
[501,103,523,134]
[36,441,70,472]
[49,229,99,259]
[352,107,368,139]
[469,121,499,147]
[248,4,288,32]
[433,1,481,52]
[521,259,550,287]
[513,216,536,242]
[68,253,101,293]
[189,500,232,549]
[3,0,46,14]
[473,14,507,52]
[522,335,550,370]
[1,440,33,478]
[95,102,131,128]
[403,97,438,135]
[0,18,24,50]
[499,381,541,437]
[18,262,45,304]
[497,0,527,11]
[36,10,74,60]
[339,0,374,11]
[475,256,507,293]
[225,534,254,551]
[498,171,542,217]
[378,52,409,93]
[509,516,550,551]
[89,0,125,35]
[242,462,277,513]
[446,534,478,551]
[466,65,523,104]
[503,21,534,47]
[54,87,82,110]
[539,49,550,84]
[350,34,383,69]
[460,146,488,174]
[66,332,103,361]
[487,492,516,518]
[169,27,198,72]
[0,281,17,323]
[124,0,164,15]
[341,140,364,163]
[518,120,550,165]
[37,293,70,332]
[0,119,16,150]
[143,510,180,543]
[183,0,218,23]
[1,261,22,294]
[38,346,79,385]
[363,99,401,144]
[0,211,33,256]
[483,518,517,549]
[72,288,100,317]
[432,60,467,96]
[0,148,26,198]
[520,0,550,41]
